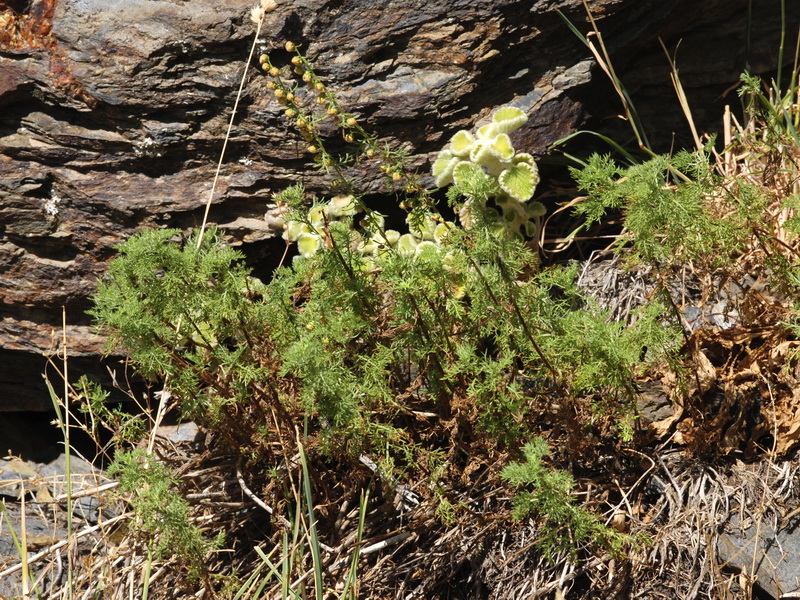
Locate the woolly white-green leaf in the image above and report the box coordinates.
[526,201,546,218]
[297,233,321,258]
[432,153,460,188]
[449,130,475,157]
[433,221,455,243]
[469,141,491,166]
[358,239,378,255]
[488,133,514,160]
[327,194,358,217]
[498,162,539,202]
[396,233,418,255]
[414,240,437,258]
[513,152,536,167]
[283,220,309,242]
[361,212,385,231]
[308,205,326,228]
[492,106,527,134]
[476,123,497,140]
[383,229,401,246]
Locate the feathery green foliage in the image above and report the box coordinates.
[88,50,682,579]
[501,438,638,561]
[108,449,223,578]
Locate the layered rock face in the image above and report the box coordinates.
[0,0,796,410]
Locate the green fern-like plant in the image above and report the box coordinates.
[108,449,223,578]
[501,438,637,562]
[570,149,749,267]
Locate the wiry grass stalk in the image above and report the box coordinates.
[196,8,265,248]
[1,498,37,597]
[142,542,154,600]
[660,40,703,152]
[557,2,652,153]
[43,308,75,600]
[293,442,324,600]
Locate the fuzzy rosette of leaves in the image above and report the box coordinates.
[433,106,542,239]
[433,106,539,203]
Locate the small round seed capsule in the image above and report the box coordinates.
[269,66,280,77]
[316,96,326,105]
[344,133,354,143]
[346,117,357,128]
[327,106,338,116]
[259,54,269,65]
[307,145,319,154]
[285,41,296,52]
[365,148,375,158]
[314,82,325,92]
[392,172,403,182]
[302,72,313,83]
[274,89,285,99]
[291,56,303,66]
[294,67,304,75]
[286,92,294,102]
[285,108,296,118]
[266,81,276,89]
[296,117,307,128]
